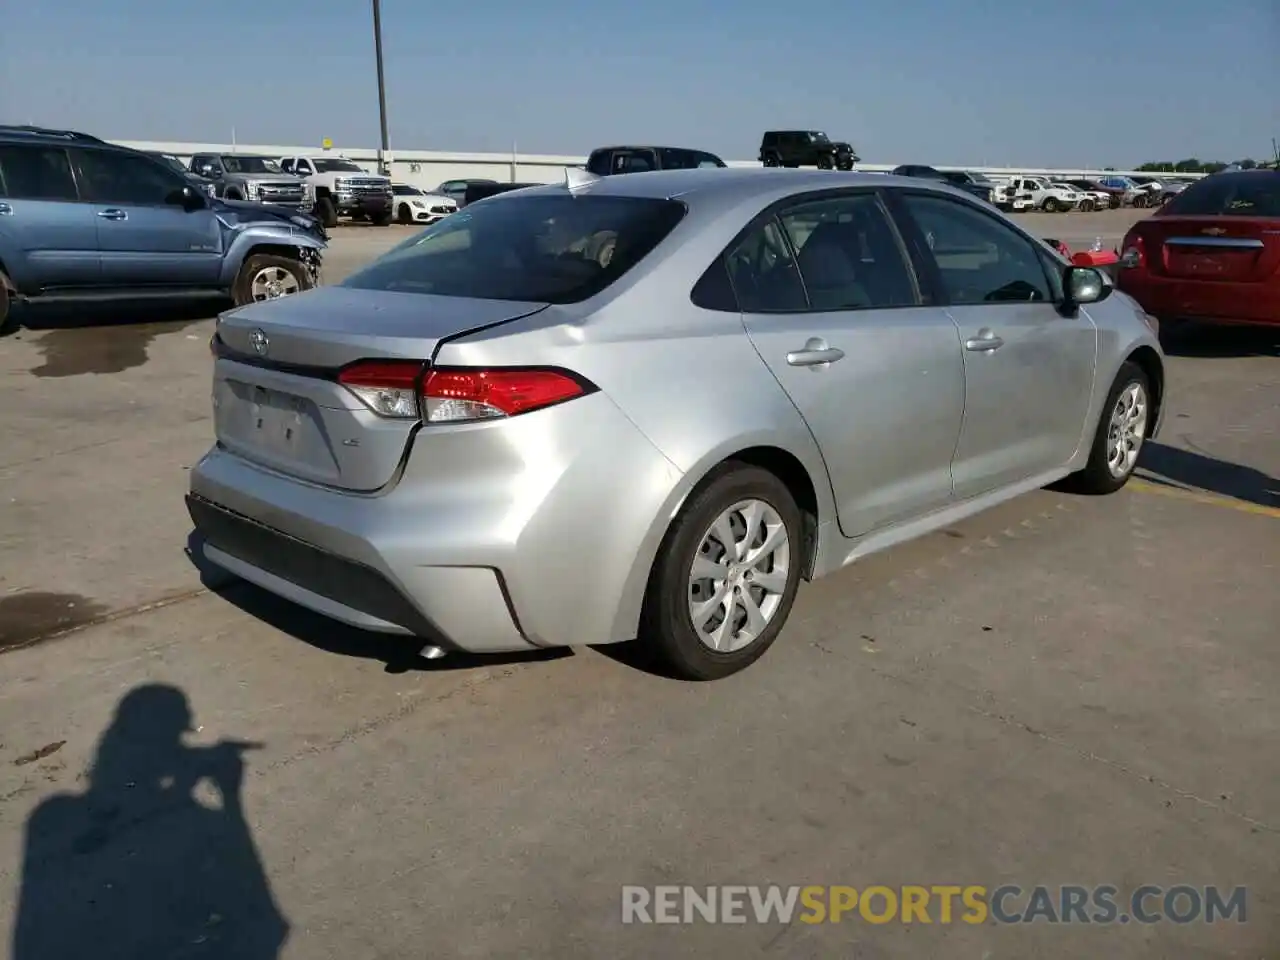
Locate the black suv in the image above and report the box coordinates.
[585,146,726,176]
[759,131,858,170]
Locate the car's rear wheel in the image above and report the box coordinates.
[232,254,314,307]
[1063,362,1151,495]
[1043,197,1061,212]
[641,464,803,680]
[0,281,13,337]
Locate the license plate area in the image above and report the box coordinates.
[215,379,341,480]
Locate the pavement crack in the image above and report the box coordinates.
[964,703,1279,835]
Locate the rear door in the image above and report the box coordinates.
[70,148,223,287]
[0,144,101,290]
[890,190,1096,500]
[734,190,966,537]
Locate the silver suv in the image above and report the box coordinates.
[189,154,314,211]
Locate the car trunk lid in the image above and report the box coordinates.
[212,286,549,490]
[1140,215,1280,283]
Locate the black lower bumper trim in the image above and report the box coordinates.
[186,494,440,639]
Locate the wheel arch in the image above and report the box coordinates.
[1124,344,1165,438]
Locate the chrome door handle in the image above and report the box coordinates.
[0,203,12,216]
[964,335,1004,352]
[787,338,845,368]
[97,208,128,221]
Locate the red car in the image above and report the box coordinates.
[1116,170,1280,328]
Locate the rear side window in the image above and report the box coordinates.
[1161,174,1280,217]
[342,194,687,304]
[0,146,78,201]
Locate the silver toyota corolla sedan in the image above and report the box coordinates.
[188,167,1165,680]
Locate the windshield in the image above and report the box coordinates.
[315,159,366,173]
[342,194,687,304]
[1160,173,1280,217]
[393,184,423,196]
[221,156,284,174]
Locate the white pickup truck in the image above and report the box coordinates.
[1008,176,1082,212]
[279,154,395,227]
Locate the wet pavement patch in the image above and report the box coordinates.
[14,741,66,766]
[0,592,110,652]
[30,319,205,378]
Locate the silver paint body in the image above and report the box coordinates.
[190,169,1165,654]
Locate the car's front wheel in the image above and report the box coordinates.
[397,203,414,224]
[0,281,13,337]
[1064,362,1151,495]
[641,464,804,680]
[232,254,314,307]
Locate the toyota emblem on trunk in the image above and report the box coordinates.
[249,329,269,356]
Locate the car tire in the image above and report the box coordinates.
[315,196,338,228]
[0,281,14,337]
[762,152,781,167]
[232,254,315,307]
[371,211,393,226]
[836,156,854,171]
[640,463,804,681]
[1043,197,1061,212]
[1080,199,1094,212]
[397,203,414,224]
[817,155,833,170]
[1062,362,1151,496]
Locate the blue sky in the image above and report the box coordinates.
[2,0,1276,167]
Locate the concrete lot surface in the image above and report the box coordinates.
[0,207,1277,959]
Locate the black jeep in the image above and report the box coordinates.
[759,131,858,170]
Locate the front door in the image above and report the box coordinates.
[71,149,224,287]
[734,191,966,538]
[892,191,1097,500]
[0,144,101,290]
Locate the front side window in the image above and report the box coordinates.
[1161,174,1280,217]
[0,146,78,200]
[342,194,686,303]
[778,194,919,311]
[898,192,1051,305]
[726,219,807,313]
[73,150,186,205]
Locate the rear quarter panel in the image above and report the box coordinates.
[431,197,839,641]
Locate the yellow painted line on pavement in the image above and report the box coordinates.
[1129,478,1280,519]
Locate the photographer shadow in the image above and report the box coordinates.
[11,684,288,960]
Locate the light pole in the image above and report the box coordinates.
[372,0,390,174]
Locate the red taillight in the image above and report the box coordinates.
[1119,231,1146,269]
[337,361,593,423]
[338,360,425,419]
[422,367,591,423]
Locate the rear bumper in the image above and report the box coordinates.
[187,392,685,654]
[1117,272,1279,326]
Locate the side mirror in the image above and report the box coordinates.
[196,164,218,178]
[1063,266,1111,305]
[167,186,206,211]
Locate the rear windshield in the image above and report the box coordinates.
[1161,173,1280,217]
[342,194,687,303]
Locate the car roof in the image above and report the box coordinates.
[590,145,719,154]
[511,167,955,210]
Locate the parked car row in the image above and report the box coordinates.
[0,124,328,334]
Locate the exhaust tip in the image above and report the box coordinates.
[418,644,447,660]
